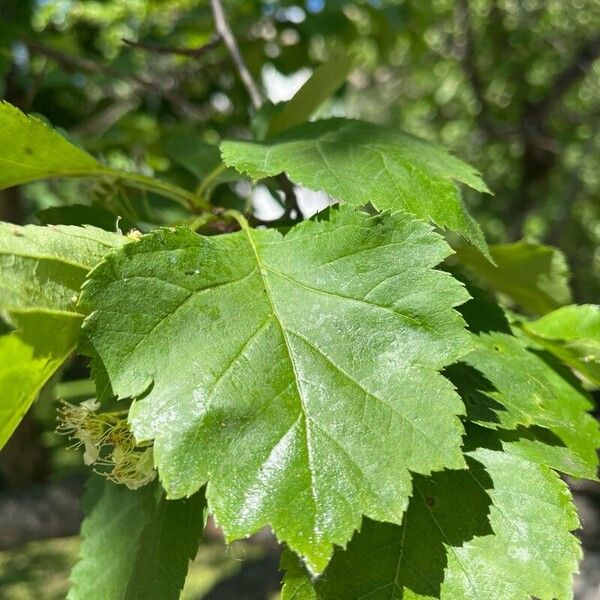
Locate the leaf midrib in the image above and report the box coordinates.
[238,223,320,528]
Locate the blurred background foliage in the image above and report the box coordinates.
[0,1,599,597]
[1,0,599,299]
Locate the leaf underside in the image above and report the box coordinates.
[0,223,125,447]
[456,241,572,315]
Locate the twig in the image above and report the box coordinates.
[209,0,301,219]
[277,174,300,219]
[24,38,207,121]
[122,34,221,58]
[454,0,500,137]
[209,0,263,109]
[528,34,600,120]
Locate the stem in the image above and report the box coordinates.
[209,0,263,109]
[195,162,228,199]
[101,167,209,211]
[122,34,221,58]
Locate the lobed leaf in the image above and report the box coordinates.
[0,102,198,208]
[0,101,105,190]
[281,449,581,600]
[0,222,126,317]
[80,206,472,572]
[68,477,205,600]
[456,241,572,315]
[449,332,600,479]
[0,223,125,445]
[221,118,490,255]
[521,304,600,387]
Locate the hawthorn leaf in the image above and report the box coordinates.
[0,101,105,189]
[447,332,600,479]
[220,118,490,255]
[521,304,600,387]
[0,310,81,449]
[266,56,353,137]
[281,450,580,600]
[440,449,581,600]
[0,223,125,445]
[0,102,197,208]
[81,207,471,572]
[68,477,205,600]
[0,222,126,316]
[456,241,572,314]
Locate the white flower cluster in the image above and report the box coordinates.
[57,399,156,490]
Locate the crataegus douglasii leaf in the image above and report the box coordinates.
[0,101,104,190]
[81,206,471,573]
[281,449,580,600]
[0,311,81,449]
[221,118,490,255]
[0,222,126,317]
[452,332,600,479]
[521,304,600,387]
[266,56,354,137]
[68,477,205,600]
[0,223,125,446]
[456,241,571,315]
[0,102,198,208]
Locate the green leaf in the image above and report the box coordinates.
[0,102,200,208]
[282,449,581,600]
[521,304,600,387]
[440,449,580,600]
[0,222,126,316]
[0,223,125,446]
[456,241,572,315]
[447,332,600,479]
[0,310,81,449]
[0,101,104,190]
[81,207,471,573]
[267,56,354,137]
[220,118,490,255]
[68,477,205,600]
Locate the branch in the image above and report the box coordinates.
[122,34,221,58]
[209,0,263,109]
[454,0,501,137]
[208,0,300,219]
[529,34,600,120]
[24,38,207,122]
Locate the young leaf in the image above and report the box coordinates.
[221,118,490,255]
[81,207,471,573]
[281,449,581,600]
[68,477,205,600]
[266,56,354,137]
[456,241,572,315]
[0,310,81,449]
[521,304,600,387]
[449,332,600,479]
